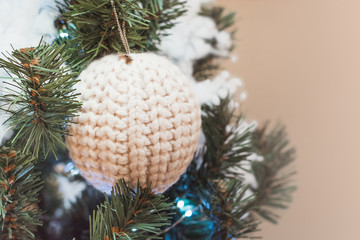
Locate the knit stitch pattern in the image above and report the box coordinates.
[66,53,201,193]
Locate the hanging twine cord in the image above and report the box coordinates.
[110,0,132,60]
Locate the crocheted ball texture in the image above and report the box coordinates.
[66,53,201,193]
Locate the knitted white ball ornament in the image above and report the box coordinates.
[66,53,201,193]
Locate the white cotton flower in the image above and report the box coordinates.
[55,175,86,209]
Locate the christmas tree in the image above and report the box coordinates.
[0,0,296,239]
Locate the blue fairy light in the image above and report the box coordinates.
[177,200,185,208]
[185,210,192,217]
[59,31,69,38]
[175,198,195,214]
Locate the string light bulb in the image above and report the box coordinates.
[185,210,193,217]
[177,200,185,209]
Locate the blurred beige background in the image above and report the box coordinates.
[218,0,360,239]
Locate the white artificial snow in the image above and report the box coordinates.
[159,0,246,111]
[186,0,215,17]
[0,0,61,144]
[0,0,59,53]
[193,70,246,105]
[56,174,86,209]
[224,121,262,188]
[0,113,12,145]
[240,153,264,189]
[213,31,232,57]
[159,0,232,78]
[160,15,218,77]
[233,121,263,189]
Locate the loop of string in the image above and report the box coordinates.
[110,0,131,58]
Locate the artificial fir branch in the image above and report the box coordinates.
[251,123,297,224]
[200,6,236,33]
[139,0,187,51]
[200,97,253,180]
[90,179,174,240]
[61,0,150,71]
[165,97,259,239]
[193,55,221,82]
[60,0,185,71]
[198,179,260,239]
[0,42,81,159]
[0,146,42,240]
[198,97,261,239]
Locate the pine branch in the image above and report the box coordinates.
[0,42,81,159]
[251,123,297,224]
[57,0,186,71]
[200,6,236,32]
[61,0,150,71]
[164,97,259,239]
[90,179,174,240]
[198,179,260,239]
[200,97,253,181]
[59,0,185,71]
[139,0,187,51]
[195,97,261,239]
[0,146,42,240]
[192,54,221,82]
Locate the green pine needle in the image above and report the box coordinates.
[194,97,261,239]
[59,0,186,71]
[198,179,260,239]
[139,0,187,51]
[90,179,174,240]
[0,42,81,159]
[200,6,236,32]
[61,0,150,71]
[0,146,42,240]
[200,96,254,180]
[193,55,221,82]
[251,123,297,224]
